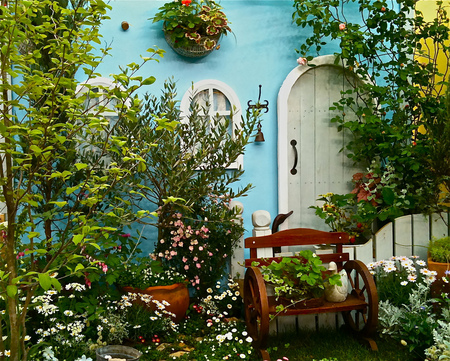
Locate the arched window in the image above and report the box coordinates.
[76,77,122,164]
[77,77,119,119]
[180,80,243,169]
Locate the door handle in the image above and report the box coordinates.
[290,139,298,175]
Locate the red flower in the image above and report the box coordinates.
[181,0,192,5]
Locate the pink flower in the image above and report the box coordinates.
[120,233,131,238]
[297,57,307,66]
[339,23,346,30]
[193,257,198,262]
[198,246,204,251]
[208,252,213,256]
[184,265,189,270]
[189,246,194,251]
[196,263,201,269]
[101,263,108,273]
[182,257,188,263]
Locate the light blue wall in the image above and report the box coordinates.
[89,0,337,253]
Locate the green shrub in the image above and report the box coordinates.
[429,237,450,263]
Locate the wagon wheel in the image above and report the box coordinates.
[244,267,270,359]
[342,260,378,348]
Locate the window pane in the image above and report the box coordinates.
[213,89,230,111]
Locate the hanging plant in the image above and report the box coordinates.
[151,0,232,57]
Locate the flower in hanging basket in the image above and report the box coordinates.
[150,0,232,52]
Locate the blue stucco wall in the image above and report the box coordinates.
[87,0,336,253]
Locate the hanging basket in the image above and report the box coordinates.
[163,30,221,58]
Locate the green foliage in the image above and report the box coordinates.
[293,0,450,217]
[116,79,258,297]
[0,1,165,359]
[378,283,438,357]
[425,318,450,361]
[429,236,450,263]
[151,0,231,51]
[310,192,372,243]
[259,250,342,301]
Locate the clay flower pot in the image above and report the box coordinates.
[121,282,189,323]
[427,255,450,297]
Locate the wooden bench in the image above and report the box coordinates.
[243,228,378,360]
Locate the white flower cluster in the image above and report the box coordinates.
[368,256,437,284]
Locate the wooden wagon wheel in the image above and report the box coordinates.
[244,266,270,359]
[342,260,378,349]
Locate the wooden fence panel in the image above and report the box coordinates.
[412,214,429,260]
[374,222,394,261]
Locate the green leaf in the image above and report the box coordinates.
[6,285,17,298]
[75,163,88,170]
[50,201,67,207]
[51,277,62,292]
[141,76,156,85]
[38,273,52,290]
[72,234,84,245]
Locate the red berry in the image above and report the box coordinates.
[357,223,362,228]
[381,6,386,12]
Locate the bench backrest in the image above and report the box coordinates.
[244,228,350,268]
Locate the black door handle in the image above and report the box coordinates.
[290,139,298,175]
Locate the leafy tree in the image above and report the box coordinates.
[114,79,260,296]
[0,1,164,359]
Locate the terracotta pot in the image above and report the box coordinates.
[121,283,189,323]
[427,256,450,297]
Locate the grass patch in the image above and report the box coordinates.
[267,327,418,361]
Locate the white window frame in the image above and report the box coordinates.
[180,79,243,169]
[75,77,124,165]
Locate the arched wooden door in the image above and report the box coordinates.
[277,55,361,230]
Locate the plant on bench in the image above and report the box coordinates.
[255,250,343,312]
[243,228,378,361]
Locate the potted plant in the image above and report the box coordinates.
[428,236,450,296]
[150,0,232,58]
[116,258,189,323]
[258,250,342,309]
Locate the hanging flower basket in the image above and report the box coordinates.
[151,0,231,58]
[163,28,221,58]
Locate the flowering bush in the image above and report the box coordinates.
[151,0,231,51]
[21,282,176,360]
[368,256,436,307]
[115,258,187,289]
[310,192,370,243]
[311,164,415,242]
[154,192,244,297]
